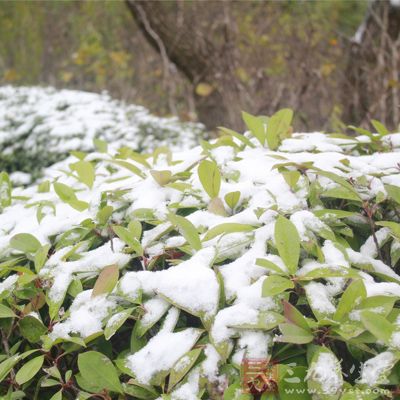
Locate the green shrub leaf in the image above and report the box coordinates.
[334,279,366,321]
[19,315,47,343]
[150,170,172,186]
[242,111,267,145]
[278,323,313,344]
[266,108,293,150]
[0,304,16,318]
[0,172,12,208]
[203,223,255,242]
[360,311,394,343]
[15,355,44,385]
[78,351,123,394]
[274,215,300,274]
[262,275,294,297]
[92,264,119,298]
[168,213,201,251]
[198,160,221,199]
[10,233,41,253]
[71,160,95,189]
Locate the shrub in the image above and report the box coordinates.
[0,86,205,180]
[0,109,400,400]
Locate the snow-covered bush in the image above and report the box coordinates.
[0,109,400,400]
[0,86,205,180]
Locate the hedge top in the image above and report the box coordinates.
[0,109,400,399]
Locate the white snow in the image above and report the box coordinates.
[0,274,18,295]
[307,352,343,395]
[359,352,397,386]
[126,328,201,384]
[50,290,116,339]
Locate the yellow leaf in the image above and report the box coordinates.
[195,83,214,97]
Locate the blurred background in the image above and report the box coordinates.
[0,0,399,132]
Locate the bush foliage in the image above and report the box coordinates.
[0,86,205,180]
[0,109,400,400]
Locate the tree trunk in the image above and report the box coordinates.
[125,0,244,131]
[342,0,400,129]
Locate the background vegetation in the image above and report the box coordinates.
[1,0,391,132]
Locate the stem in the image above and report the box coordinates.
[1,329,15,380]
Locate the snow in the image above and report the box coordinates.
[50,290,116,339]
[0,274,18,295]
[169,368,201,400]
[0,86,205,177]
[126,328,201,384]
[359,352,397,386]
[390,331,400,349]
[140,297,170,328]
[202,344,221,381]
[120,248,219,319]
[40,239,130,303]
[0,101,400,396]
[305,282,336,315]
[307,352,343,395]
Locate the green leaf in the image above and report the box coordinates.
[385,184,400,204]
[49,390,63,400]
[0,304,16,318]
[278,323,313,344]
[168,213,202,251]
[218,126,256,148]
[262,275,294,297]
[110,160,144,178]
[322,186,361,202]
[283,300,310,332]
[375,221,400,240]
[34,244,50,273]
[53,182,89,211]
[203,223,255,242]
[256,258,285,275]
[71,160,95,189]
[53,181,76,202]
[312,209,356,219]
[371,119,389,136]
[169,348,202,390]
[198,160,221,199]
[97,205,113,225]
[19,315,47,343]
[113,225,143,255]
[37,180,50,193]
[92,265,119,298]
[224,191,241,210]
[314,169,360,200]
[0,172,12,208]
[93,138,108,153]
[15,355,44,385]
[150,170,172,186]
[266,108,293,150]
[275,216,300,274]
[104,308,133,340]
[0,354,20,383]
[360,311,394,343]
[334,279,366,321]
[10,233,41,254]
[78,351,123,394]
[282,170,300,189]
[242,111,267,145]
[128,220,142,240]
[278,365,310,400]
[123,381,159,399]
